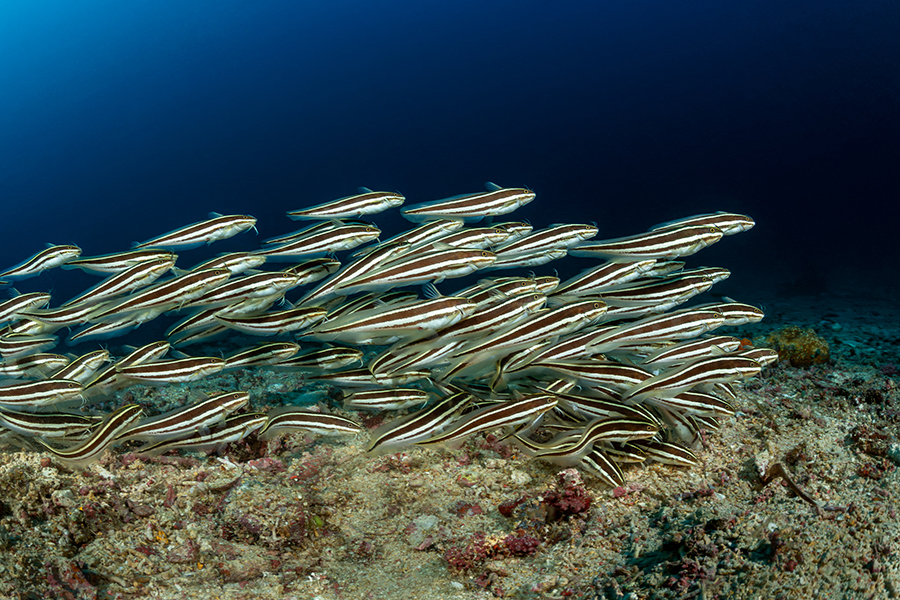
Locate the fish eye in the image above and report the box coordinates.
[593,302,603,309]
[481,251,491,257]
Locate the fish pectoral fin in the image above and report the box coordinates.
[421,282,442,299]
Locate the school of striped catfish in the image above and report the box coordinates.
[0,183,773,485]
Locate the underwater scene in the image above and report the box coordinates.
[0,1,898,599]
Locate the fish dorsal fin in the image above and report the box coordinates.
[358,187,374,194]
[208,212,223,219]
[421,282,442,299]
[7,288,20,298]
[484,182,502,192]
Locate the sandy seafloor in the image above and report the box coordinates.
[1,289,899,600]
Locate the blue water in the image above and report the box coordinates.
[1,0,898,309]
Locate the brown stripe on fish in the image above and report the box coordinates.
[182,271,303,309]
[287,190,405,220]
[63,250,178,275]
[366,392,474,455]
[622,355,762,403]
[641,336,743,368]
[0,334,59,359]
[335,248,498,294]
[311,367,431,387]
[579,448,625,486]
[401,184,535,222]
[184,252,267,276]
[569,225,724,260]
[416,394,558,450]
[641,390,735,417]
[117,392,250,442]
[117,357,226,383]
[223,343,300,370]
[552,260,657,297]
[89,268,232,321]
[649,212,755,235]
[253,224,381,257]
[343,388,431,411]
[0,406,101,439]
[271,347,363,371]
[494,223,598,255]
[135,412,267,456]
[133,214,257,249]
[0,353,70,378]
[300,241,410,304]
[0,292,52,324]
[216,306,327,336]
[257,408,361,440]
[49,349,110,383]
[85,341,171,395]
[0,245,82,281]
[585,309,727,354]
[34,404,143,469]
[61,258,176,307]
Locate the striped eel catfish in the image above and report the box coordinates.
[4,181,767,486]
[401,183,535,223]
[0,245,82,281]
[132,213,257,250]
[569,225,724,259]
[287,188,405,219]
[63,250,178,275]
[34,404,143,469]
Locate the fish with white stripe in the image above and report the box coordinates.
[61,257,176,307]
[0,292,52,326]
[0,245,82,281]
[62,250,178,275]
[136,412,267,456]
[287,188,405,220]
[307,296,476,345]
[117,356,226,383]
[216,306,327,336]
[88,268,232,321]
[117,391,250,442]
[257,407,361,439]
[569,225,724,260]
[35,404,144,468]
[133,213,257,250]
[401,182,535,223]
[335,248,498,294]
[649,212,755,235]
[253,223,380,259]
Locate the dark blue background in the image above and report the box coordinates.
[1,0,898,306]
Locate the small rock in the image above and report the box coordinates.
[510,470,531,485]
[887,443,900,466]
[408,514,439,548]
[131,504,156,518]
